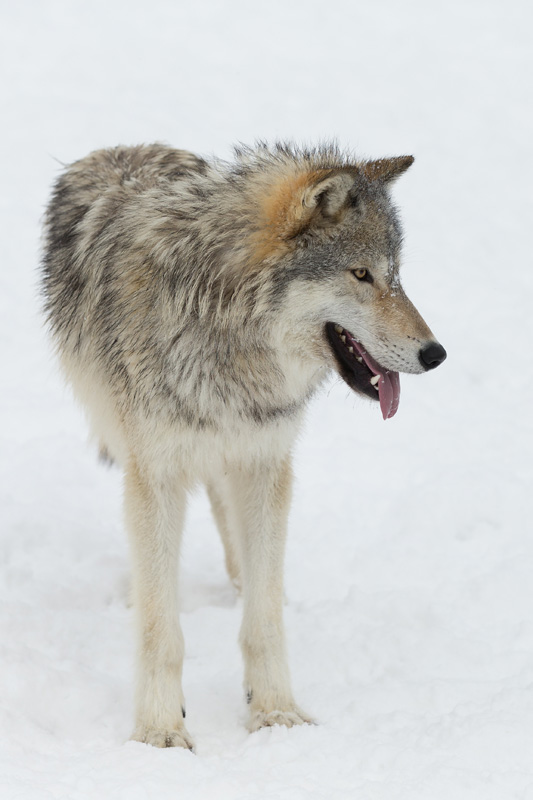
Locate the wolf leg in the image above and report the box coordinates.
[229,456,313,731]
[206,480,242,591]
[124,459,194,750]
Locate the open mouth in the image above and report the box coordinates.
[325,322,400,420]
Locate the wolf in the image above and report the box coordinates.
[42,142,446,750]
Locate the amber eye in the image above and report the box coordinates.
[352,268,368,281]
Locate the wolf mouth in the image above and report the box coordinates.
[325,322,400,420]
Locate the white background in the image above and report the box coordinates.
[1,1,532,797]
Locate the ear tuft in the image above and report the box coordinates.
[361,156,414,184]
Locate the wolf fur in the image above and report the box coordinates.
[42,142,445,749]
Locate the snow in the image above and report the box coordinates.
[1,0,532,797]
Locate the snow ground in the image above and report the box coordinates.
[1,0,532,797]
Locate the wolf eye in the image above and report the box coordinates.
[352,268,370,281]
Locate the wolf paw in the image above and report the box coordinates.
[131,725,195,751]
[248,706,315,732]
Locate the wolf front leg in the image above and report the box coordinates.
[206,480,242,591]
[124,459,194,750]
[230,455,314,731]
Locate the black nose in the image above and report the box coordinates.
[419,342,447,370]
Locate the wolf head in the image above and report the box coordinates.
[237,144,446,419]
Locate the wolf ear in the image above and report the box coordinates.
[252,170,356,263]
[361,156,414,184]
[301,172,356,220]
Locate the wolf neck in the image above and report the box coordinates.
[163,317,325,430]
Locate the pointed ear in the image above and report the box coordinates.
[251,169,356,264]
[361,156,414,184]
[301,172,356,219]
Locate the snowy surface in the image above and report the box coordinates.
[1,1,533,797]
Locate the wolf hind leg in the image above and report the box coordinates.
[226,456,314,731]
[124,458,194,750]
[206,480,242,591]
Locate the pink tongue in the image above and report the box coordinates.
[346,335,401,420]
[377,369,400,420]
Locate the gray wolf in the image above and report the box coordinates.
[42,142,446,750]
